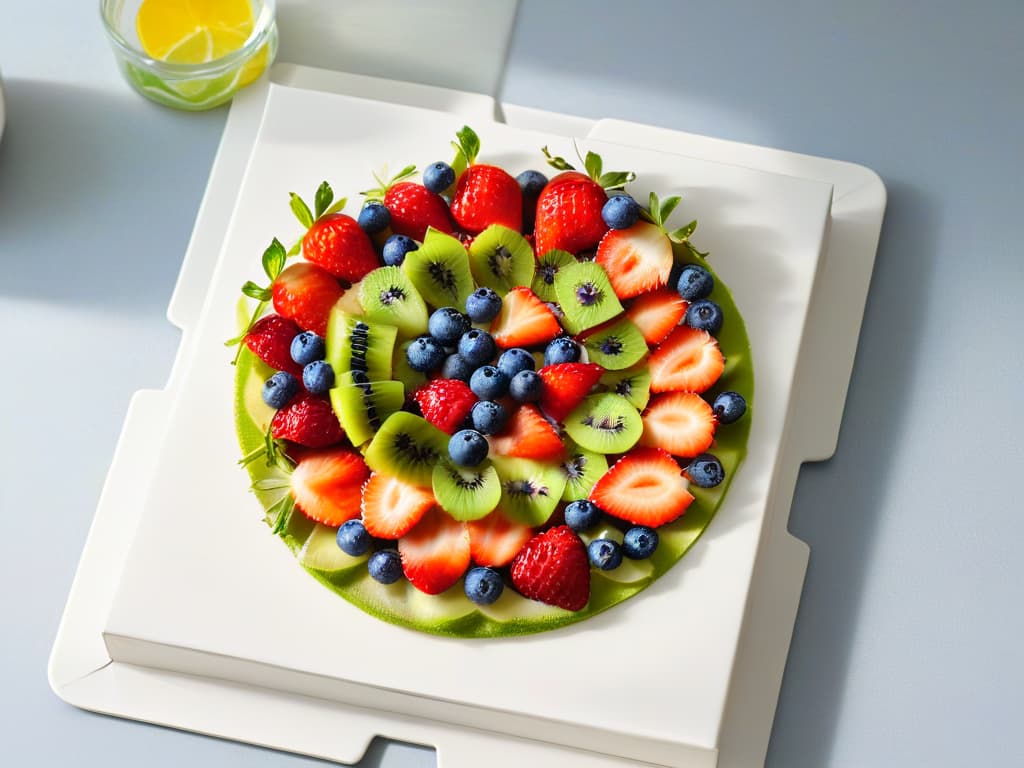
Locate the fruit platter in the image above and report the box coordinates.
[231,126,753,637]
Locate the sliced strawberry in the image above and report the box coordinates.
[245,314,303,376]
[595,221,673,299]
[510,525,590,611]
[467,509,534,567]
[589,447,693,526]
[361,473,435,539]
[626,288,687,346]
[533,171,608,257]
[272,262,344,337]
[489,404,565,462]
[384,181,455,241]
[399,506,471,594]
[412,379,477,434]
[290,447,369,526]
[302,213,379,283]
[640,392,716,458]
[489,286,561,349]
[538,362,604,423]
[272,392,345,448]
[648,325,725,394]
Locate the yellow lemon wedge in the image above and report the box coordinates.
[136,0,255,63]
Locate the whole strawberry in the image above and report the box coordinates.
[449,126,522,234]
[364,166,454,242]
[271,392,345,448]
[245,314,303,376]
[412,378,478,434]
[272,262,344,337]
[302,213,379,283]
[511,525,590,611]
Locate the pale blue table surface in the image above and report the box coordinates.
[2,2,1022,766]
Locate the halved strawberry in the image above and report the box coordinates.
[290,447,370,526]
[510,525,590,611]
[595,221,673,299]
[412,379,478,434]
[648,325,725,394]
[538,362,604,423]
[489,404,565,462]
[272,392,345,448]
[450,127,522,234]
[626,288,687,346]
[384,181,455,241]
[245,314,303,376]
[639,392,716,458]
[272,262,344,337]
[589,447,693,527]
[302,213,380,283]
[361,473,435,539]
[399,506,471,594]
[489,286,561,349]
[467,508,534,567]
[533,171,608,257]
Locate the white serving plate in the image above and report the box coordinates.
[49,65,885,768]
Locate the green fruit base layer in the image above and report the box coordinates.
[234,252,753,638]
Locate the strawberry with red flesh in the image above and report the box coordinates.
[245,314,303,376]
[538,362,604,423]
[640,392,716,458]
[302,213,379,283]
[361,473,435,539]
[596,220,674,299]
[648,325,725,394]
[272,391,345,448]
[290,447,370,526]
[467,509,534,568]
[489,286,561,349]
[399,505,471,595]
[412,379,478,434]
[510,525,590,611]
[272,262,344,337]
[449,126,522,234]
[626,288,687,346]
[589,447,694,527]
[489,404,565,462]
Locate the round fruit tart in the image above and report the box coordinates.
[230,127,752,637]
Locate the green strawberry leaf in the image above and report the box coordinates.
[289,192,314,229]
[584,151,602,181]
[322,197,347,217]
[542,146,575,171]
[668,220,698,243]
[241,281,272,301]
[361,166,417,199]
[452,125,481,169]
[659,195,682,224]
[287,238,302,257]
[314,181,333,219]
[261,237,287,281]
[597,170,635,190]
[684,240,710,259]
[648,192,662,226]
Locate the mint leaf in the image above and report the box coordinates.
[242,281,272,301]
[542,146,575,171]
[289,193,314,229]
[314,181,333,219]
[669,220,698,242]
[322,197,347,217]
[584,151,602,181]
[648,192,661,226]
[597,171,635,190]
[659,195,682,224]
[454,126,480,166]
[261,237,286,280]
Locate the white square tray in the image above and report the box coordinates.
[49,65,885,768]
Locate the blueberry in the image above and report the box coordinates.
[357,201,391,234]
[406,335,446,372]
[544,336,582,365]
[509,369,543,402]
[713,391,747,424]
[496,347,535,380]
[368,549,403,584]
[290,331,325,365]
[588,539,623,570]
[469,365,509,399]
[336,519,371,556]
[685,300,723,334]
[382,234,419,267]
[564,500,602,532]
[601,194,641,229]
[441,353,473,382]
[429,307,471,346]
[622,526,659,559]
[458,329,497,367]
[470,400,508,435]
[423,161,456,194]
[262,371,299,409]
[463,566,504,605]
[516,169,549,197]
[302,360,335,393]
[449,429,489,467]
[676,264,714,301]
[688,453,725,488]
[465,287,502,323]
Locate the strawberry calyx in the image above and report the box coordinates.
[541,144,636,191]
[641,191,708,260]
[226,237,290,358]
[450,125,481,176]
[360,164,418,201]
[286,181,348,255]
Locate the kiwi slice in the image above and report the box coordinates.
[563,393,643,454]
[532,249,576,303]
[490,455,567,526]
[325,308,397,382]
[432,459,501,521]
[329,372,405,446]
[358,267,429,339]
[393,340,428,391]
[554,260,623,334]
[468,225,534,295]
[559,439,609,501]
[364,411,449,487]
[402,228,475,310]
[582,317,647,370]
[599,363,652,410]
